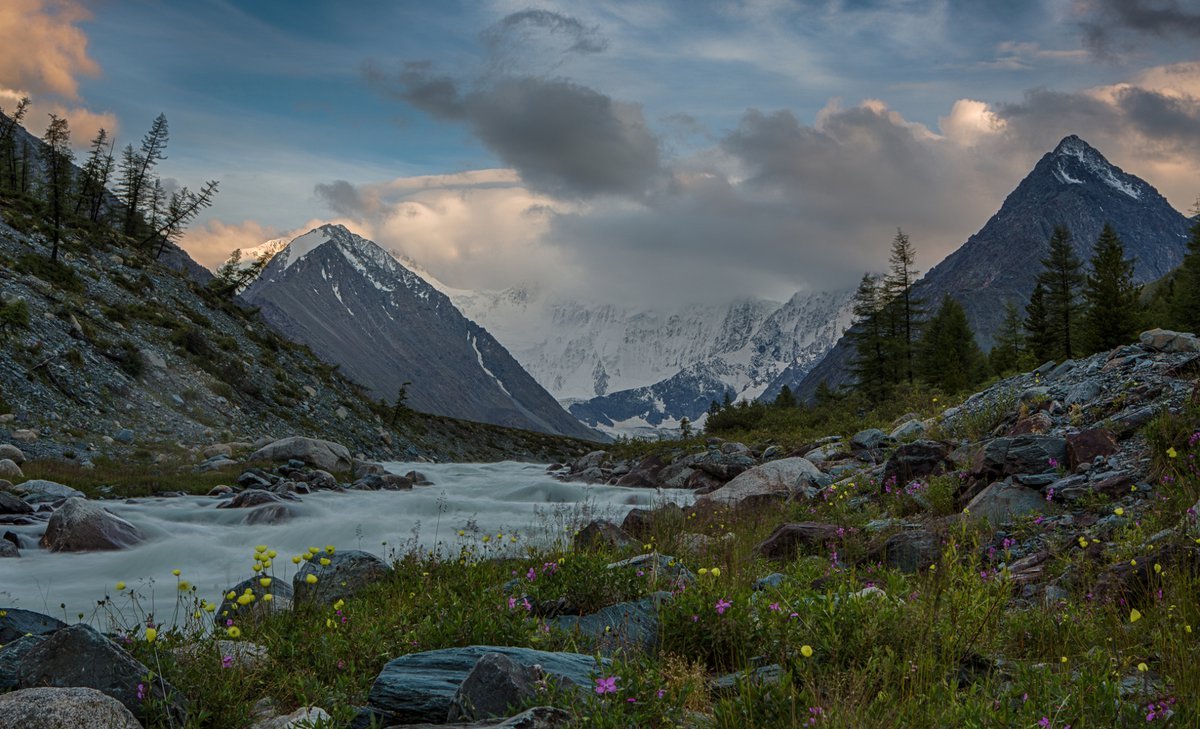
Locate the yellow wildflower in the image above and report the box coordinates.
[259,578,272,587]
[145,628,157,643]
[320,558,331,566]
[1138,662,1149,672]
[1167,447,1178,458]
[325,545,335,554]
[171,569,181,577]
[292,556,302,564]
[227,626,241,639]
[1114,507,1124,516]
[800,645,813,658]
[1130,609,1142,623]
[306,574,318,584]
[116,582,126,591]
[263,594,273,602]
[333,599,345,610]
[711,567,722,577]
[177,581,191,592]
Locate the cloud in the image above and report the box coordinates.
[482,9,608,59]
[1077,0,1200,56]
[182,219,293,269]
[0,0,98,100]
[368,64,662,198]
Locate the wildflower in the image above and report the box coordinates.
[1061,656,1068,663]
[1048,457,1059,468]
[711,567,721,577]
[698,568,709,576]
[145,628,157,643]
[255,544,267,553]
[1130,608,1142,623]
[177,581,191,592]
[1154,563,1162,574]
[306,574,318,584]
[263,594,273,602]
[1187,625,1192,634]
[801,645,814,658]
[1167,447,1177,458]
[595,676,618,695]
[769,602,781,612]
[333,599,345,610]
[1138,662,1149,672]
[656,689,665,699]
[221,655,233,669]
[115,582,126,591]
[715,598,732,615]
[292,556,302,564]
[1114,507,1124,516]
[267,549,277,558]
[320,558,331,566]
[1037,719,1050,728]
[204,602,216,613]
[1131,559,1137,567]
[171,569,181,576]
[136,683,146,701]
[236,594,254,606]
[260,578,272,587]
[227,626,241,639]
[482,535,491,543]
[458,530,465,536]
[325,545,335,554]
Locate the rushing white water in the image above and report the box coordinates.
[0,461,691,622]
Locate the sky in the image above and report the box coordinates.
[3,0,1200,306]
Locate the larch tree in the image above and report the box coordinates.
[0,96,30,191]
[40,114,74,263]
[1082,223,1141,353]
[120,113,169,236]
[74,128,114,221]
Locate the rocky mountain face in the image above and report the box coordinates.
[241,225,602,441]
[786,135,1194,400]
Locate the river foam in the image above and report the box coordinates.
[0,461,690,621]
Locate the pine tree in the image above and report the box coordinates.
[1024,281,1053,363]
[989,301,1026,374]
[918,294,986,393]
[679,417,692,439]
[1037,225,1085,359]
[1169,210,1200,332]
[1082,223,1141,353]
[121,113,169,236]
[847,272,891,401]
[40,114,74,263]
[0,96,30,191]
[884,229,924,384]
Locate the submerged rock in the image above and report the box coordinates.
[39,498,143,552]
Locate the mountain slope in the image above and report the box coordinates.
[784,134,1194,400]
[241,225,602,441]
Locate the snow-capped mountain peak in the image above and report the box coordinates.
[1051,134,1143,200]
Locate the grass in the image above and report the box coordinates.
[28,411,1193,728]
[17,457,261,499]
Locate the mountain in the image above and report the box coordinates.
[241,224,602,441]
[783,134,1195,401]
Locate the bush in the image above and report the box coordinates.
[16,252,84,293]
[0,298,30,336]
[113,340,146,378]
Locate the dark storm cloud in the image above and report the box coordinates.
[368,64,663,199]
[314,179,367,217]
[482,9,609,56]
[1079,0,1200,55]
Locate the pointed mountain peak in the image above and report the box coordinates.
[1037,134,1144,200]
[1051,134,1098,159]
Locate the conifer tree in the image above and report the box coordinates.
[0,96,30,191]
[774,384,796,408]
[989,301,1026,374]
[1024,281,1053,363]
[74,128,114,220]
[848,272,891,401]
[120,113,169,236]
[148,180,219,258]
[1036,225,1085,359]
[884,229,924,384]
[1082,223,1141,353]
[40,114,73,263]
[1169,210,1200,332]
[918,294,986,393]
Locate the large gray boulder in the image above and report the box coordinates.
[248,436,352,472]
[15,479,84,504]
[699,457,828,507]
[1140,328,1200,353]
[16,623,186,724]
[965,480,1053,525]
[0,686,143,729]
[0,491,33,515]
[293,549,391,605]
[39,498,143,552]
[367,646,602,725]
[446,652,542,722]
[217,575,295,623]
[0,444,25,465]
[980,436,1068,476]
[0,635,46,690]
[0,459,22,481]
[548,594,664,656]
[0,609,66,643]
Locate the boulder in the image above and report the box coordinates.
[217,489,293,509]
[606,553,695,587]
[0,686,143,729]
[851,428,888,450]
[0,460,21,481]
[1140,328,1200,353]
[113,429,135,444]
[251,706,331,729]
[964,480,1053,525]
[979,436,1067,476]
[548,594,663,655]
[0,540,16,558]
[16,624,186,723]
[890,420,925,440]
[870,529,941,573]
[756,522,842,561]
[351,473,412,490]
[882,440,954,486]
[39,498,144,552]
[699,457,827,507]
[305,469,338,490]
[294,549,391,605]
[1005,411,1053,436]
[16,479,84,504]
[0,444,25,465]
[1066,429,1118,471]
[248,436,352,472]
[446,652,541,722]
[1064,380,1102,407]
[217,575,295,622]
[243,504,295,525]
[367,646,601,725]
[0,635,45,690]
[0,609,66,643]
[572,520,636,552]
[10,430,37,444]
[619,503,683,539]
[0,491,32,515]
[689,450,756,482]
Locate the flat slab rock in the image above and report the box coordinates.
[367,646,603,725]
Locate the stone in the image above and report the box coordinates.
[177,640,269,671]
[0,540,16,558]
[113,428,135,444]
[871,530,941,574]
[251,706,331,729]
[0,444,25,465]
[606,553,695,587]
[699,457,827,507]
[964,480,1053,526]
[0,686,143,729]
[890,419,925,440]
[753,573,789,591]
[851,428,888,450]
[0,460,21,481]
[40,498,144,551]
[294,549,391,605]
[217,489,293,509]
[447,652,541,722]
[0,491,32,515]
[367,646,602,725]
[351,473,412,490]
[16,623,186,723]
[1005,411,1053,436]
[756,522,842,561]
[1064,380,1102,407]
[690,450,756,481]
[0,609,66,643]
[1066,429,1118,471]
[548,594,664,655]
[248,436,353,473]
[572,520,636,552]
[0,636,45,690]
[979,436,1067,476]
[1108,404,1164,437]
[1140,328,1200,353]
[217,575,295,621]
[10,430,37,444]
[306,469,338,490]
[619,503,683,539]
[882,440,953,486]
[711,664,784,696]
[15,479,84,504]
[200,443,234,460]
